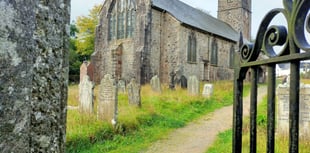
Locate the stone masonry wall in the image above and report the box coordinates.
[93,0,152,84]
[150,9,236,83]
[218,0,251,40]
[0,1,70,152]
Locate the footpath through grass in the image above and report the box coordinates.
[66,81,249,153]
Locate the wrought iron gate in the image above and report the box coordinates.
[233,1,310,153]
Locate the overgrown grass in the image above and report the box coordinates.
[66,81,249,153]
[207,95,310,153]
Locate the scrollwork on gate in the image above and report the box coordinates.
[239,0,310,63]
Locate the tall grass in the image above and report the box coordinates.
[66,81,244,153]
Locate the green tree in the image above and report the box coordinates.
[76,4,102,57]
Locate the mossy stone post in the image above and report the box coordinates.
[0,1,70,152]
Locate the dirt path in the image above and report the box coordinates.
[143,86,267,153]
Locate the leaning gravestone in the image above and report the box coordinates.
[277,84,310,139]
[127,78,141,107]
[79,75,94,114]
[98,74,118,124]
[188,76,199,95]
[0,1,70,152]
[150,75,162,93]
[202,84,213,98]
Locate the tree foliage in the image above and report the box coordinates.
[75,4,102,57]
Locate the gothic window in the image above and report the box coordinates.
[108,0,136,41]
[211,39,218,66]
[229,45,235,68]
[187,33,197,63]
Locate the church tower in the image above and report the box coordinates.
[218,0,252,40]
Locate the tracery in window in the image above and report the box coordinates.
[211,39,218,66]
[187,33,197,63]
[108,0,136,41]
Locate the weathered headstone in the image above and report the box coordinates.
[188,76,199,95]
[127,78,141,107]
[0,1,70,152]
[150,75,162,93]
[98,74,118,124]
[118,80,126,93]
[179,75,187,89]
[169,71,176,90]
[202,84,213,98]
[80,61,89,82]
[277,84,310,139]
[79,75,94,114]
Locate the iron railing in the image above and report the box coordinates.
[233,0,310,153]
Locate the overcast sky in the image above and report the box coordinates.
[70,0,284,37]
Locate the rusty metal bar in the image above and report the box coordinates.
[233,78,244,153]
[267,64,276,153]
[250,67,258,153]
[289,61,300,153]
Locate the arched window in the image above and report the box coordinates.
[187,33,197,63]
[229,45,235,68]
[108,0,136,41]
[211,39,218,65]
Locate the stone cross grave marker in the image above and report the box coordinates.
[150,75,162,93]
[79,75,94,114]
[277,84,310,139]
[98,74,118,124]
[188,75,199,95]
[127,78,141,107]
[202,84,213,98]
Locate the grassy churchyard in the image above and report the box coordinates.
[66,81,248,153]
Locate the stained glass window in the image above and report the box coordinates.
[187,33,197,63]
[108,0,136,41]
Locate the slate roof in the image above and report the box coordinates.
[151,0,239,42]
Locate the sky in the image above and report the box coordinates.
[70,0,284,38]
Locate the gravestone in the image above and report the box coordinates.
[150,75,162,93]
[169,71,176,90]
[118,80,126,93]
[98,74,118,124]
[188,76,199,95]
[179,75,188,89]
[127,78,141,107]
[277,84,310,139]
[80,61,89,82]
[202,84,213,98]
[79,75,94,114]
[0,1,70,152]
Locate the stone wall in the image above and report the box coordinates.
[92,0,152,84]
[93,0,237,85]
[150,9,236,83]
[218,0,251,40]
[0,0,70,152]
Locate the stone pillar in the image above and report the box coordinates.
[0,1,70,152]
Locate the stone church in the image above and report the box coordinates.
[91,0,251,84]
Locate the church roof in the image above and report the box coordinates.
[151,0,239,42]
